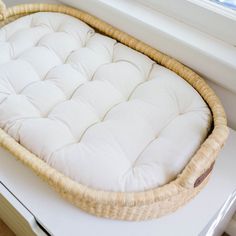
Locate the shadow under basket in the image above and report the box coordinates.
[0,0,229,221]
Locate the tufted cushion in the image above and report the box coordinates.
[0,12,212,192]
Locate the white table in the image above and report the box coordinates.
[0,129,236,236]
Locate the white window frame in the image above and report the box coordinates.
[136,0,236,46]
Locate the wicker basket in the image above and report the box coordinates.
[0,0,229,221]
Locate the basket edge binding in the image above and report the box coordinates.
[0,1,229,220]
[0,0,6,20]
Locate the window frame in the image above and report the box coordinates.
[136,0,236,46]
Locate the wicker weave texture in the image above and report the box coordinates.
[0,1,229,220]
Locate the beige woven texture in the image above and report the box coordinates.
[0,1,229,220]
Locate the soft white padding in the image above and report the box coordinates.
[0,13,212,192]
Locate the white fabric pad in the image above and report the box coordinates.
[0,13,212,192]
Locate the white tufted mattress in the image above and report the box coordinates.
[0,12,212,192]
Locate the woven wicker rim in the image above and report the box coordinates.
[0,2,229,220]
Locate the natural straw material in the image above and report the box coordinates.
[0,0,6,20]
[0,1,229,220]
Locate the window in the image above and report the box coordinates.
[211,0,236,10]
